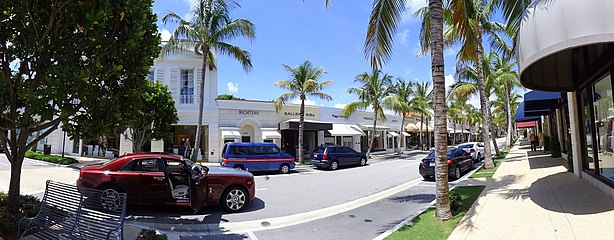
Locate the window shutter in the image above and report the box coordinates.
[170,67,179,103]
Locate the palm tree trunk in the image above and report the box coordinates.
[475,29,495,169]
[426,117,430,150]
[453,121,456,145]
[192,52,207,161]
[298,97,306,164]
[420,114,424,150]
[366,107,378,158]
[399,113,405,153]
[429,0,452,221]
[505,85,513,147]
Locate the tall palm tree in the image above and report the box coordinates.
[343,70,394,158]
[357,0,451,221]
[163,0,255,161]
[389,79,415,153]
[491,53,520,147]
[409,81,433,150]
[448,101,461,145]
[274,61,333,164]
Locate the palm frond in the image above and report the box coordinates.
[364,0,406,70]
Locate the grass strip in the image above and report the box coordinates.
[385,186,486,240]
[25,150,78,165]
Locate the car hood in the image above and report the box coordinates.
[207,166,253,177]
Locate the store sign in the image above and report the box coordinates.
[284,111,316,117]
[363,116,382,121]
[239,110,259,115]
[331,113,346,119]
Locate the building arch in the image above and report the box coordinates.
[238,117,262,142]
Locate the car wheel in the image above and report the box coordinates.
[99,185,124,211]
[359,158,367,166]
[279,164,290,174]
[477,153,482,161]
[329,160,339,170]
[221,186,248,212]
[453,166,461,180]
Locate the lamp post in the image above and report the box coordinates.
[61,130,66,159]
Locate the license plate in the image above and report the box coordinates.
[429,162,435,167]
[313,154,317,158]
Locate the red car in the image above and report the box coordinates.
[77,153,255,212]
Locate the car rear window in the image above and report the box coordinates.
[458,144,473,149]
[427,148,456,158]
[313,147,326,153]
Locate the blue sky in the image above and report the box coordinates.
[153,0,516,109]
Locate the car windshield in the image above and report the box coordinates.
[427,148,456,158]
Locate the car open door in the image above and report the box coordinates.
[189,164,208,213]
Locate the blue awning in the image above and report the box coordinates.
[515,102,541,123]
[524,90,563,112]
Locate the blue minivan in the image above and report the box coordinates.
[221,142,296,174]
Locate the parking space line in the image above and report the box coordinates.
[255,188,267,191]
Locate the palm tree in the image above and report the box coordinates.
[343,70,394,158]
[389,79,414,153]
[466,105,482,141]
[274,61,333,164]
[163,0,255,161]
[356,0,451,221]
[491,53,520,147]
[409,81,433,150]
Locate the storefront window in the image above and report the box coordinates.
[594,74,614,182]
[580,88,595,171]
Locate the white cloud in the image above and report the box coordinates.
[402,0,428,23]
[405,69,412,75]
[291,99,317,106]
[227,82,239,94]
[334,103,347,109]
[468,95,481,109]
[160,29,171,42]
[445,74,455,89]
[398,29,410,46]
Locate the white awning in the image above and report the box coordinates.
[359,124,390,130]
[262,129,282,139]
[328,124,365,136]
[221,130,242,139]
[388,131,400,137]
[401,132,411,136]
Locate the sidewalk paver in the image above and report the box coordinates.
[450,142,614,240]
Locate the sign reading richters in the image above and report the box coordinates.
[238,110,259,115]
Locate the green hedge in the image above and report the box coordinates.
[25,151,78,165]
[0,192,40,239]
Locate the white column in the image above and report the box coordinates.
[150,139,164,152]
[78,139,83,156]
[567,92,583,177]
[318,131,325,146]
[208,122,220,162]
[119,130,133,155]
[556,109,565,151]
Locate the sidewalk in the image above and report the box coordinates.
[449,142,614,240]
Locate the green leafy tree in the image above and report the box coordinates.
[0,0,160,214]
[411,82,433,150]
[217,94,245,100]
[274,61,333,164]
[343,70,394,158]
[163,0,255,161]
[124,81,178,152]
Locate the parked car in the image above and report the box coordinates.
[419,147,475,180]
[221,142,295,174]
[457,142,485,162]
[77,153,255,212]
[310,146,367,170]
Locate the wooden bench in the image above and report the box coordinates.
[19,180,127,240]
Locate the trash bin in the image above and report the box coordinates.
[44,144,51,155]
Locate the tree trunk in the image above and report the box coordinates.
[298,97,306,164]
[7,150,25,214]
[453,121,456,145]
[192,51,208,161]
[429,0,452,221]
[505,85,513,147]
[420,113,428,151]
[366,108,378,158]
[426,117,431,150]
[399,113,405,154]
[475,30,495,169]
[491,120,501,156]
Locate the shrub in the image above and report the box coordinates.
[449,191,462,213]
[139,229,168,240]
[24,151,78,165]
[550,136,561,158]
[0,192,41,239]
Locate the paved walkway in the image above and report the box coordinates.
[450,142,614,240]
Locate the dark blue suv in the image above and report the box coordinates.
[310,146,367,170]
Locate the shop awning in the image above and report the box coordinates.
[406,122,433,132]
[401,132,411,136]
[405,123,418,132]
[517,121,536,128]
[388,131,399,137]
[279,119,333,131]
[515,102,541,123]
[328,124,365,136]
[523,91,563,115]
[221,130,242,139]
[262,128,281,139]
[359,124,390,130]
